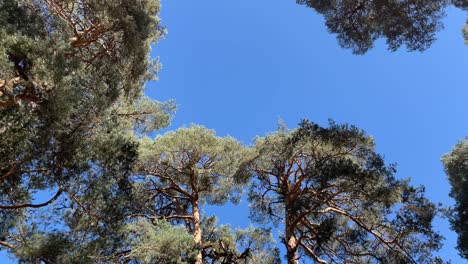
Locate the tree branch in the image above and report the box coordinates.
[0,240,14,249]
[127,213,193,221]
[299,240,328,264]
[0,189,63,209]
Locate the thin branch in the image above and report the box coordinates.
[0,189,63,209]
[0,241,14,250]
[127,213,193,221]
[299,240,328,264]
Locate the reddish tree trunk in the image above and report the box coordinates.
[193,200,203,264]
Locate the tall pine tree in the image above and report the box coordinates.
[442,140,468,259]
[134,126,278,264]
[243,120,445,263]
[0,0,173,259]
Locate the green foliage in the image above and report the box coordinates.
[138,125,254,206]
[0,0,168,209]
[0,0,166,193]
[133,126,269,263]
[125,219,198,264]
[0,0,173,261]
[202,216,280,264]
[442,140,468,259]
[14,233,72,264]
[297,0,446,54]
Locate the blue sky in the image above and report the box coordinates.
[146,1,468,263]
[2,1,467,263]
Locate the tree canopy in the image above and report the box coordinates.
[134,126,277,264]
[442,141,468,259]
[243,120,444,263]
[297,0,446,54]
[0,0,167,209]
[0,0,173,260]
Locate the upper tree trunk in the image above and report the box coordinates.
[286,227,299,264]
[193,200,203,264]
[285,185,299,264]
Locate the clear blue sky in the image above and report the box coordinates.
[146,1,468,263]
[2,1,467,263]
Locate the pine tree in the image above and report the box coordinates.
[0,0,165,208]
[0,0,173,258]
[442,140,468,259]
[297,0,446,54]
[134,125,265,264]
[244,120,445,263]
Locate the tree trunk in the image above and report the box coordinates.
[193,200,203,264]
[285,183,299,264]
[286,206,299,264]
[286,231,299,264]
